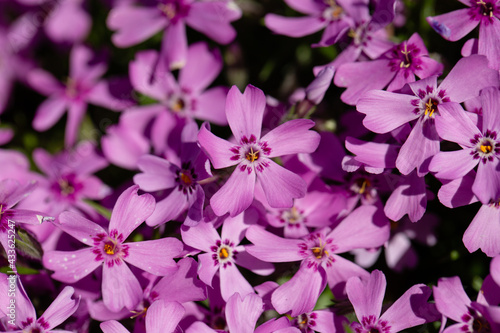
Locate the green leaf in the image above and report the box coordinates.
[15,228,44,261]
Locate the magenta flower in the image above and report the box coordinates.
[347,270,438,333]
[434,276,500,332]
[430,87,500,204]
[198,85,321,217]
[101,300,185,333]
[181,211,274,301]
[27,45,134,147]
[334,33,443,105]
[43,185,183,312]
[0,179,52,252]
[427,0,500,70]
[107,0,241,69]
[357,55,499,176]
[0,274,79,332]
[246,205,389,316]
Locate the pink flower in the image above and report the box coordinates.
[198,85,321,217]
[43,185,183,312]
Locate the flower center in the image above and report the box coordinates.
[282,206,303,224]
[472,316,491,333]
[175,162,198,195]
[92,230,129,267]
[58,179,75,196]
[104,242,115,255]
[471,132,498,163]
[170,97,185,112]
[424,98,438,117]
[245,147,260,162]
[477,0,495,17]
[211,239,238,269]
[219,246,230,259]
[323,0,343,20]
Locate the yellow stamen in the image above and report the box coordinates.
[59,180,75,196]
[104,243,115,255]
[480,143,493,153]
[219,247,229,259]
[158,3,176,19]
[400,43,411,68]
[245,147,260,163]
[171,98,185,112]
[425,99,438,117]
[180,172,192,186]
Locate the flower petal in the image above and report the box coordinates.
[257,159,306,209]
[479,86,500,133]
[32,97,68,131]
[56,211,107,246]
[146,189,188,226]
[146,300,185,333]
[226,85,266,143]
[473,159,500,204]
[434,102,481,146]
[245,225,303,262]
[210,164,256,217]
[194,87,229,125]
[39,286,79,330]
[426,9,477,41]
[463,203,500,257]
[226,293,263,333]
[478,16,500,71]
[219,261,254,301]
[356,90,418,134]
[264,14,326,37]
[429,149,478,180]
[43,248,101,283]
[124,238,182,275]
[134,154,178,192]
[102,261,142,312]
[260,119,320,158]
[185,1,238,44]
[100,320,130,333]
[433,276,471,323]
[162,21,187,70]
[346,269,386,321]
[197,123,240,169]
[109,185,155,239]
[179,42,222,93]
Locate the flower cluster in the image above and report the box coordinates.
[0,0,499,332]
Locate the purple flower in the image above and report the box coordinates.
[43,185,183,312]
[334,33,443,105]
[101,300,185,333]
[181,210,274,301]
[198,85,321,217]
[427,0,500,70]
[430,87,500,204]
[357,55,499,176]
[264,0,365,47]
[107,0,241,69]
[0,179,52,252]
[246,205,389,316]
[463,199,500,257]
[347,270,438,333]
[0,274,79,332]
[434,276,500,332]
[27,45,134,147]
[129,42,228,125]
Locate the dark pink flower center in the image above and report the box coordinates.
[298,233,337,270]
[51,173,83,201]
[280,206,306,228]
[389,42,422,75]
[158,0,190,23]
[210,239,238,269]
[461,307,492,333]
[293,312,318,332]
[229,135,272,174]
[470,130,500,163]
[22,317,50,333]
[92,229,129,267]
[411,86,450,120]
[175,161,198,195]
[469,0,500,23]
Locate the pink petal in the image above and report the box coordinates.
[245,225,303,262]
[32,97,68,131]
[86,78,135,111]
[108,6,166,47]
[323,254,370,298]
[335,60,395,105]
[109,185,155,239]
[194,87,229,125]
[480,86,500,133]
[101,124,150,170]
[437,171,478,208]
[473,159,500,204]
[264,14,326,37]
[220,261,254,301]
[271,264,326,316]
[380,284,436,331]
[124,238,182,275]
[479,18,500,70]
[69,45,107,84]
[429,150,478,180]
[146,300,185,333]
[433,276,471,322]
[346,269,386,321]
[491,255,500,286]
[439,55,499,103]
[45,0,91,43]
[185,322,216,333]
[102,261,142,312]
[26,68,63,96]
[426,9,478,41]
[65,100,87,148]
[179,42,222,92]
[463,203,500,257]
[234,248,275,276]
[226,85,266,142]
[284,0,325,14]
[210,164,256,217]
[329,205,390,253]
[197,123,240,169]
[56,211,107,246]
[43,248,101,283]
[185,1,238,44]
[146,189,188,226]
[162,21,187,70]
[100,320,130,333]
[134,155,178,192]
[384,171,427,222]
[181,220,220,253]
[226,293,263,333]
[345,137,398,169]
[356,90,418,134]
[197,252,220,287]
[396,117,440,176]
[39,286,79,330]
[434,102,481,146]
[257,159,306,209]
[129,50,173,100]
[260,119,320,158]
